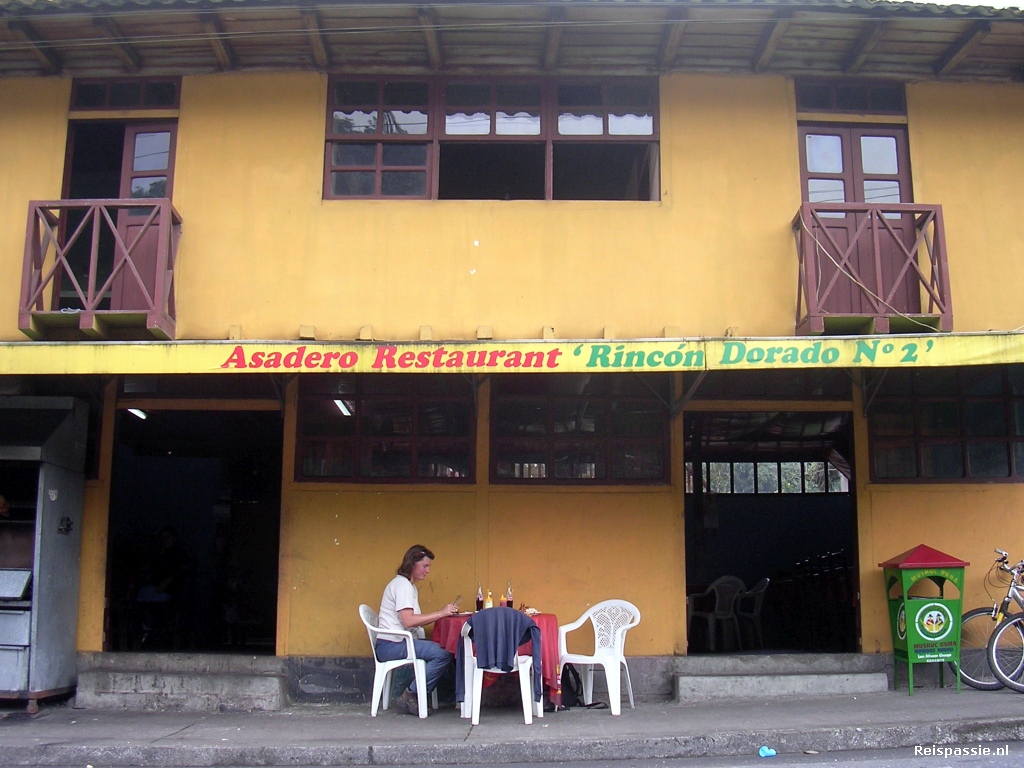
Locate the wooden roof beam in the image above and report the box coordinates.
[198,12,236,71]
[300,9,331,69]
[543,8,566,71]
[753,11,793,73]
[93,16,142,73]
[658,9,688,70]
[417,8,443,71]
[841,20,886,75]
[935,20,991,77]
[7,19,62,74]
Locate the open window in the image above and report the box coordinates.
[325,77,659,201]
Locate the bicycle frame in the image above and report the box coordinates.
[985,550,1024,623]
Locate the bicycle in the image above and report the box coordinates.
[947,549,1024,690]
[985,559,1024,692]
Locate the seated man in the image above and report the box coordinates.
[376,544,459,715]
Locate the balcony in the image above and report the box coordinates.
[19,199,181,340]
[793,203,952,336]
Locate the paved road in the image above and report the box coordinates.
[5,743,1019,768]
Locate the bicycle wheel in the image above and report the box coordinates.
[947,607,1004,690]
[987,614,1024,692]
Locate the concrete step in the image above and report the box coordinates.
[74,653,288,711]
[675,654,889,703]
[676,652,887,676]
[78,651,286,675]
[676,671,889,702]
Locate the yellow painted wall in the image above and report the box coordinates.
[857,481,1024,654]
[0,78,69,342]
[851,383,1024,653]
[1,71,1020,661]
[170,72,800,342]
[277,375,685,657]
[279,485,681,657]
[6,75,1024,343]
[280,486,478,656]
[76,379,116,652]
[907,82,1024,333]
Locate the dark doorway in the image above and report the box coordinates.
[106,410,282,654]
[684,410,859,654]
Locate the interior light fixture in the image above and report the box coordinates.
[333,399,352,416]
[127,408,148,420]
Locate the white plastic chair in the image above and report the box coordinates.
[558,599,641,716]
[358,604,437,718]
[460,619,543,725]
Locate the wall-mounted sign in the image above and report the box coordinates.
[3,332,1024,375]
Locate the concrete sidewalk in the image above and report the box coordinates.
[2,688,1024,766]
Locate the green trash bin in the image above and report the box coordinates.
[879,544,969,695]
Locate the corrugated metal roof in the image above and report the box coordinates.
[1,0,1022,80]
[0,0,1020,18]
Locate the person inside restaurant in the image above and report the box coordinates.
[376,544,459,715]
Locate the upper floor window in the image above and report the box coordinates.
[297,375,475,483]
[324,77,659,201]
[869,366,1024,482]
[796,79,905,116]
[491,373,670,483]
[71,78,181,110]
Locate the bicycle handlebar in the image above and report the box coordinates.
[992,550,1024,577]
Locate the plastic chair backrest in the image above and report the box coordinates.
[738,577,769,614]
[358,603,384,660]
[585,599,641,654]
[709,576,746,618]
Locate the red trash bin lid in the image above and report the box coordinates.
[879,544,969,569]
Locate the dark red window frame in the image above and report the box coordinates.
[490,373,671,485]
[868,365,1024,482]
[70,77,182,111]
[795,78,906,116]
[324,75,659,200]
[296,374,476,483]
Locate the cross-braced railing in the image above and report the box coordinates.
[19,199,181,339]
[793,202,952,335]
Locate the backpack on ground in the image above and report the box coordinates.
[561,662,584,707]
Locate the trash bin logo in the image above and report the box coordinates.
[896,604,907,640]
[915,602,954,641]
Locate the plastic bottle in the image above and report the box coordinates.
[475,582,484,612]
[484,590,493,609]
[552,664,565,710]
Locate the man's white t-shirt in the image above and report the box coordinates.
[379,575,425,641]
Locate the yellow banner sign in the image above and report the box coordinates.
[3,333,1024,375]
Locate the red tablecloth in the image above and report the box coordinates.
[433,612,560,693]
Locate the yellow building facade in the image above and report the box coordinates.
[2,0,1024,706]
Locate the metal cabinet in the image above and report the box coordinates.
[0,397,87,712]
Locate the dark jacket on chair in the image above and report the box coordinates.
[455,606,542,703]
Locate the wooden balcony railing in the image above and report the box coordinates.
[19,199,181,340]
[793,202,952,335]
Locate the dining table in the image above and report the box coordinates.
[433,610,561,695]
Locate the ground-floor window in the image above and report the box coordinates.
[868,365,1024,481]
[297,374,475,482]
[490,373,670,483]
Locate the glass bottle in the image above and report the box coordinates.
[475,581,484,612]
[506,579,514,610]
